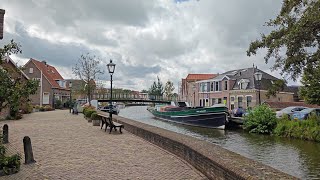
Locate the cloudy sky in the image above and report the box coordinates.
[0,0,297,91]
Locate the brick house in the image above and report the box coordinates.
[0,56,29,119]
[196,67,295,110]
[0,9,5,40]
[23,58,70,107]
[179,74,218,106]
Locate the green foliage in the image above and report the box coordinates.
[266,79,287,98]
[243,105,277,134]
[54,99,62,109]
[0,123,21,175]
[247,0,320,81]
[149,76,164,98]
[26,103,33,114]
[247,0,320,104]
[274,115,320,142]
[299,67,320,105]
[0,154,21,175]
[83,106,96,118]
[90,112,100,120]
[39,106,45,112]
[44,105,53,111]
[0,41,39,119]
[0,40,22,64]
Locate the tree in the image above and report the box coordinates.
[164,80,175,100]
[72,53,103,105]
[141,89,148,93]
[299,67,320,105]
[247,0,320,103]
[0,40,22,64]
[266,79,287,98]
[0,41,38,118]
[148,76,164,99]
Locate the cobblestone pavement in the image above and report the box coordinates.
[0,110,207,180]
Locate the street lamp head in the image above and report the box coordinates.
[107,59,116,75]
[254,71,263,81]
[69,81,72,88]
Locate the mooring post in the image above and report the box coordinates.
[3,124,8,144]
[23,136,36,164]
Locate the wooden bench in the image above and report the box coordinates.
[97,111,124,134]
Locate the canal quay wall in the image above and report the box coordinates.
[114,115,298,180]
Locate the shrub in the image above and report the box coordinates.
[25,103,33,114]
[90,112,101,120]
[55,100,62,109]
[39,106,45,112]
[34,105,40,109]
[85,109,96,118]
[44,105,52,111]
[274,114,320,142]
[243,105,277,134]
[83,106,95,116]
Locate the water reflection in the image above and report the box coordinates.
[119,106,320,179]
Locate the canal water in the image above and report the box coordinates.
[119,106,320,180]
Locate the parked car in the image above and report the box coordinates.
[276,106,307,119]
[232,108,246,117]
[99,105,120,115]
[291,108,320,120]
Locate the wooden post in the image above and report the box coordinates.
[23,136,36,164]
[3,124,8,144]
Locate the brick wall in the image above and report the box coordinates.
[112,115,297,180]
[0,9,5,40]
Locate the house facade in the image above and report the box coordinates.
[0,56,29,118]
[196,67,295,111]
[0,9,5,40]
[179,74,218,106]
[23,58,70,107]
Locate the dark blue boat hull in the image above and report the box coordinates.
[149,110,227,129]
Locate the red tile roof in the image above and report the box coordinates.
[265,101,320,109]
[186,74,217,81]
[31,58,65,89]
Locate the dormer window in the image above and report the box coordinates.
[238,79,250,90]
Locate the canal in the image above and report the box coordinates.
[119,106,320,180]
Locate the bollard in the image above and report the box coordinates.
[3,124,8,144]
[23,136,36,164]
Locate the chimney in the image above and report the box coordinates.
[0,9,5,40]
[42,60,47,65]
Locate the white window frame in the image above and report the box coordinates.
[29,68,33,74]
[43,92,50,104]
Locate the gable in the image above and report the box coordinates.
[27,58,66,89]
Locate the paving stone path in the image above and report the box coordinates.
[0,110,207,180]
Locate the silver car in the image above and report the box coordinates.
[276,106,308,118]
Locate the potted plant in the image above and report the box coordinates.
[85,109,95,122]
[91,112,101,126]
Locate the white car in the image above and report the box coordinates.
[276,106,307,118]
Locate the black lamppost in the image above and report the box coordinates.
[69,82,72,113]
[254,71,263,105]
[107,60,116,120]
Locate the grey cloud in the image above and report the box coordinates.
[1,0,292,91]
[0,22,97,68]
[3,0,155,27]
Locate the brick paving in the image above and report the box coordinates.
[0,110,207,180]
